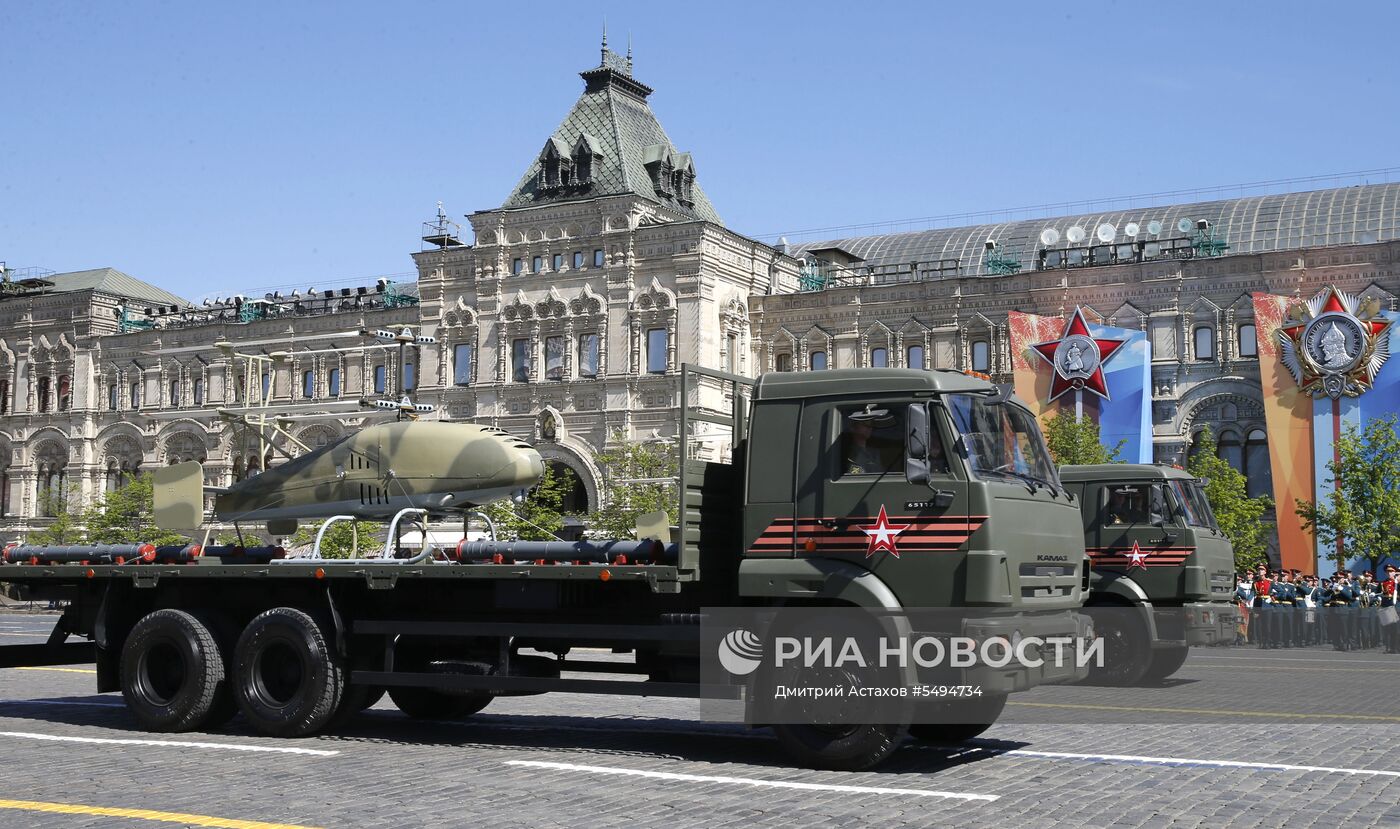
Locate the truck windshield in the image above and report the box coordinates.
[1169,479,1219,531]
[946,394,1060,489]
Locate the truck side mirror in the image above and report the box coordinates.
[906,403,930,485]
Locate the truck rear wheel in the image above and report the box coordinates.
[233,607,343,737]
[389,661,492,719]
[1143,645,1190,682]
[908,693,1007,744]
[772,723,906,771]
[120,609,227,732]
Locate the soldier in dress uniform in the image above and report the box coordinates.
[1291,571,1309,646]
[1271,570,1297,648]
[1357,571,1381,649]
[1253,566,1274,649]
[1326,571,1358,651]
[1380,564,1398,654]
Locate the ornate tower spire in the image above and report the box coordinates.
[600,20,608,64]
[626,32,633,74]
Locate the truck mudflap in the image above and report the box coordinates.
[956,610,1093,694]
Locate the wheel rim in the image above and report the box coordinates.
[138,640,187,705]
[252,639,306,708]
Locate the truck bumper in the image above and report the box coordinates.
[1179,601,1242,647]
[957,610,1094,694]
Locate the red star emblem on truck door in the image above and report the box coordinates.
[1029,306,1128,402]
[1126,541,1150,570]
[860,505,909,558]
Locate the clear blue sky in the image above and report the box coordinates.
[3,1,1397,299]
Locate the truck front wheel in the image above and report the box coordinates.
[233,607,344,737]
[772,723,906,771]
[120,609,227,732]
[1080,606,1151,686]
[1142,645,1190,682]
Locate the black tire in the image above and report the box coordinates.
[1079,606,1151,687]
[908,693,1007,744]
[120,609,227,732]
[327,683,385,728]
[191,611,239,729]
[1143,645,1190,682]
[772,723,906,771]
[233,607,344,737]
[388,661,493,720]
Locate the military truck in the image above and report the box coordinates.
[1059,464,1240,685]
[1,365,1090,770]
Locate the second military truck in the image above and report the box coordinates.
[1060,464,1240,685]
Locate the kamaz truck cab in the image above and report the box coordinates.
[735,368,1092,766]
[1060,464,1240,685]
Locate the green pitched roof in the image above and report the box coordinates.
[500,49,722,225]
[47,268,190,308]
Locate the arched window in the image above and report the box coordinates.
[809,351,827,371]
[108,384,118,411]
[1245,429,1271,499]
[328,368,340,397]
[1194,326,1214,360]
[260,371,271,401]
[37,377,50,413]
[193,378,204,405]
[907,345,925,370]
[775,353,793,372]
[1,380,9,415]
[373,365,386,394]
[169,379,180,408]
[1238,324,1257,358]
[303,370,315,399]
[58,375,71,411]
[871,347,888,368]
[971,340,990,372]
[403,362,416,390]
[1216,430,1243,472]
[130,382,141,409]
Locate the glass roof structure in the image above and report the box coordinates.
[791,183,1400,276]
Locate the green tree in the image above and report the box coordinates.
[1042,410,1124,466]
[83,474,189,547]
[479,463,569,541]
[26,490,83,546]
[587,431,678,539]
[1297,414,1400,573]
[287,519,385,559]
[1188,426,1273,572]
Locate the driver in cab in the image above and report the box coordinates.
[843,405,903,475]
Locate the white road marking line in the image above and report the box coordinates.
[15,667,96,674]
[0,731,339,757]
[978,746,1400,778]
[0,698,125,709]
[504,759,998,801]
[1191,654,1399,666]
[0,632,48,637]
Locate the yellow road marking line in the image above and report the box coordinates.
[0,798,322,828]
[1008,701,1400,721]
[15,666,96,674]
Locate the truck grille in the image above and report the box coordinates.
[1018,563,1077,601]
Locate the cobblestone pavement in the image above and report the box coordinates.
[1,611,1399,829]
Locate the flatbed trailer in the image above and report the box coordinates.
[1,365,1092,770]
